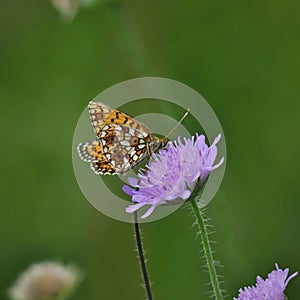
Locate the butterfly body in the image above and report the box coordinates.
[78,101,166,175]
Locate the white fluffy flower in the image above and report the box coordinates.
[8,261,81,300]
[51,0,80,18]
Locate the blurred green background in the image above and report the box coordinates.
[1,0,300,299]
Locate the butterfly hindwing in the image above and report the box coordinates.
[78,101,165,175]
[77,141,105,162]
[77,141,117,175]
[91,160,116,175]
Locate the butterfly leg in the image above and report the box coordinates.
[146,143,153,158]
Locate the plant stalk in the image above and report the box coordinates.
[190,198,223,300]
[133,211,153,300]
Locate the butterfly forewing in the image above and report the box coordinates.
[78,101,165,175]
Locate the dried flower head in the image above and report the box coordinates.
[234,263,298,300]
[123,133,224,219]
[8,261,81,300]
[51,0,80,19]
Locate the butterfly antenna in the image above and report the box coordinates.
[165,108,191,139]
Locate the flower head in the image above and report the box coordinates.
[123,133,224,219]
[52,0,80,19]
[8,261,82,300]
[234,263,298,300]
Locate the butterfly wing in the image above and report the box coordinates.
[91,160,117,175]
[99,123,154,174]
[89,101,165,174]
[77,141,104,162]
[88,100,152,134]
[79,101,164,175]
[88,101,115,138]
[77,141,116,175]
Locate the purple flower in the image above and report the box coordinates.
[123,133,224,219]
[234,264,298,300]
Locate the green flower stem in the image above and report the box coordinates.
[190,197,223,300]
[108,1,155,75]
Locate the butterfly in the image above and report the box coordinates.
[77,101,168,175]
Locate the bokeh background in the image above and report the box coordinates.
[1,0,300,299]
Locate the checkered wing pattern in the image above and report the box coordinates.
[77,101,164,175]
[77,141,116,175]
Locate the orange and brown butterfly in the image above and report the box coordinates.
[77,101,168,175]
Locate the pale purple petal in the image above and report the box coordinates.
[123,133,224,218]
[127,177,138,186]
[122,185,134,196]
[125,203,146,213]
[234,264,298,300]
[181,189,192,200]
[141,205,157,219]
[210,157,225,171]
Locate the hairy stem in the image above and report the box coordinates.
[190,198,223,300]
[133,211,153,300]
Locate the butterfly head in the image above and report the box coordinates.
[152,135,169,152]
[160,137,169,149]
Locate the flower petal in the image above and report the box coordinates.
[122,185,135,196]
[141,205,157,219]
[125,203,146,213]
[127,177,138,187]
[234,264,298,300]
[123,133,224,218]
